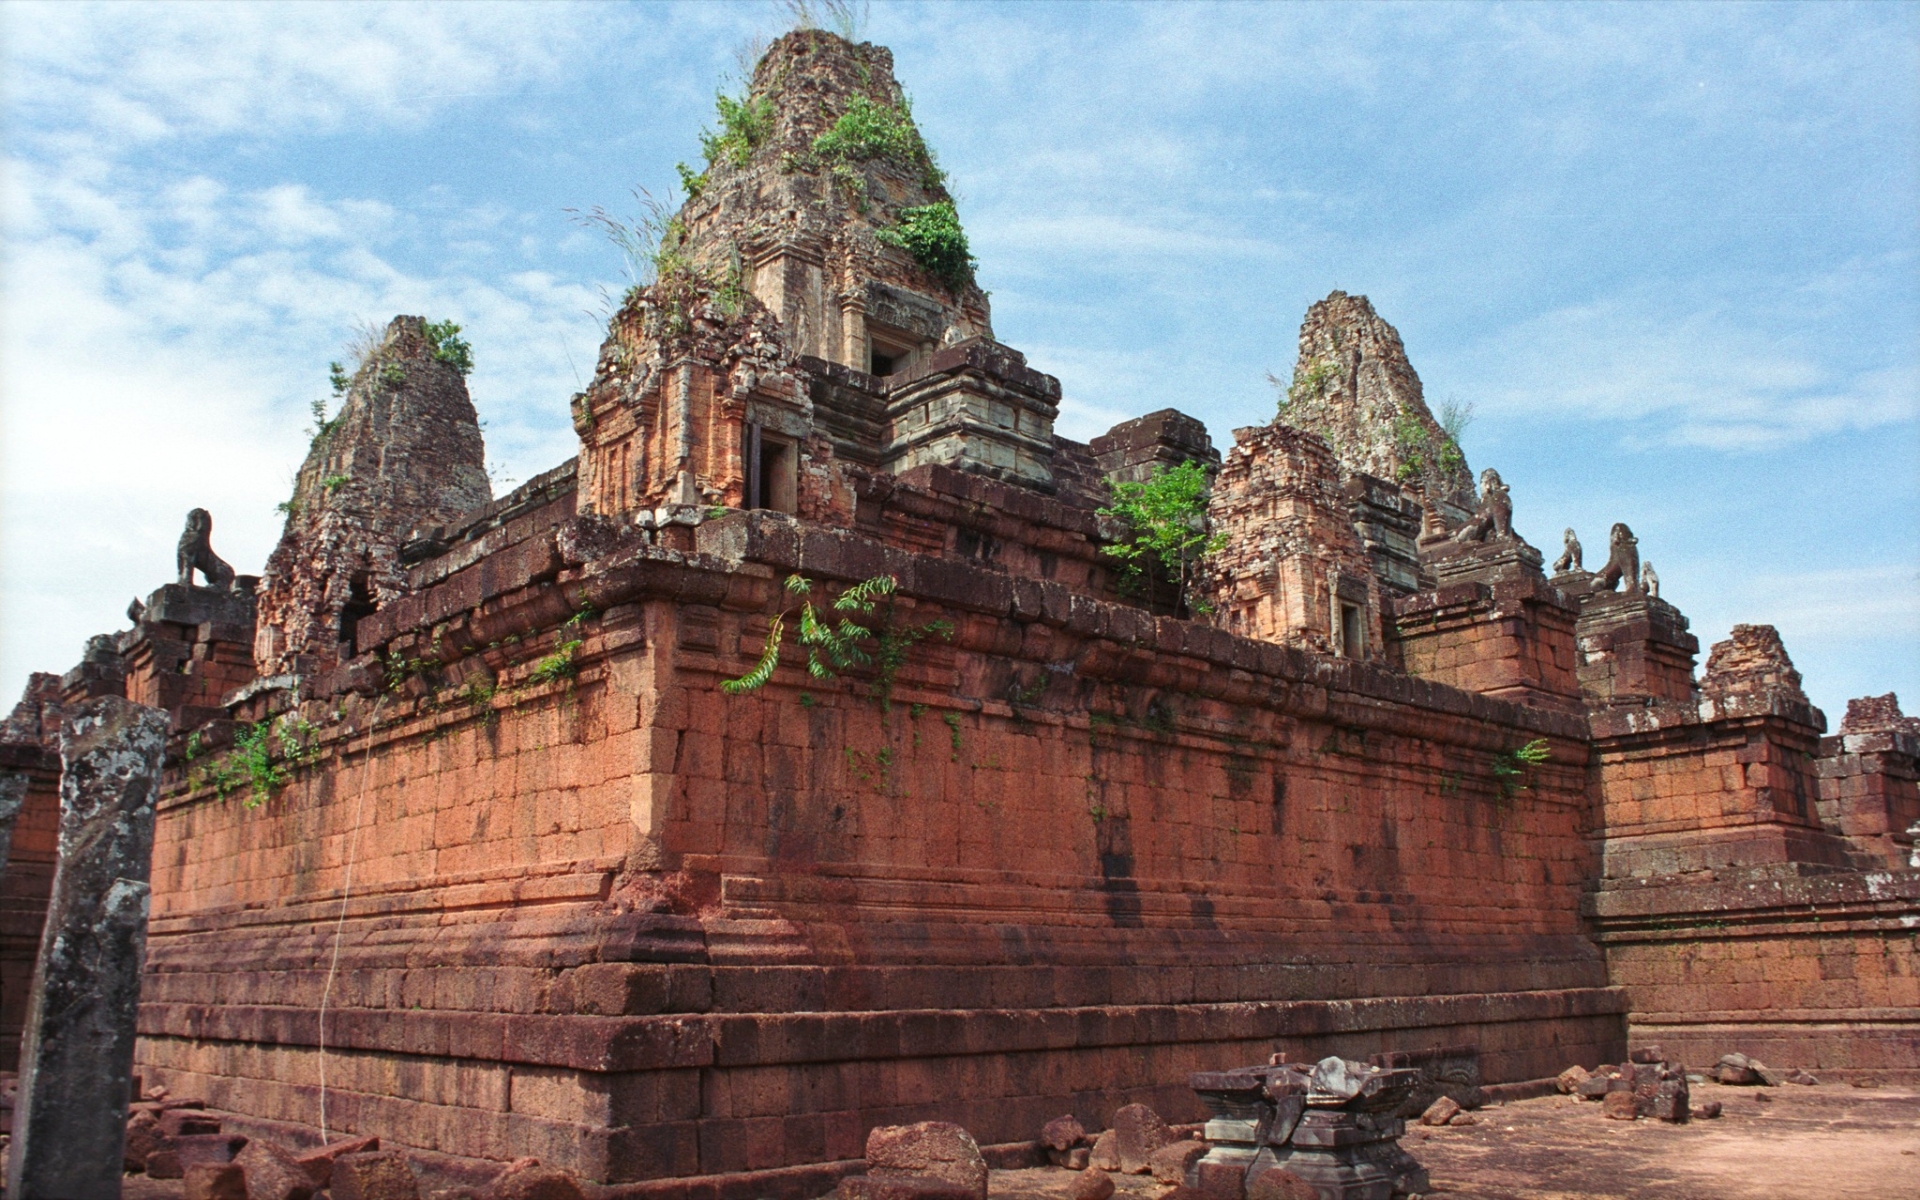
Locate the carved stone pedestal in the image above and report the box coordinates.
[1188,1061,1428,1200]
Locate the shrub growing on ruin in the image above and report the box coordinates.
[875,200,974,288]
[724,574,951,704]
[701,90,776,170]
[423,320,474,376]
[1098,460,1225,618]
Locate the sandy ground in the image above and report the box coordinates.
[991,1081,1920,1200]
[45,1081,1920,1200]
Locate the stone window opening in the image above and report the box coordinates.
[870,350,897,377]
[339,573,377,654]
[1340,602,1366,660]
[868,325,922,379]
[745,423,798,514]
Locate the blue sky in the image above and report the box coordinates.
[3,1,1915,723]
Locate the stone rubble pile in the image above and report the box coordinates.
[1553,1045,1823,1126]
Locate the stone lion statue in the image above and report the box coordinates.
[1640,561,1660,599]
[1552,527,1582,573]
[1449,467,1513,544]
[1595,522,1641,593]
[177,508,236,591]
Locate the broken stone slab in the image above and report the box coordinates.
[125,1116,170,1173]
[1420,1095,1461,1126]
[1753,1063,1784,1087]
[1447,1111,1477,1126]
[160,1108,225,1137]
[1574,1075,1614,1101]
[1087,1129,1119,1172]
[235,1139,319,1200]
[332,1151,422,1200]
[1629,1045,1665,1064]
[864,1121,988,1200]
[4,695,168,1200]
[175,1133,251,1172]
[1788,1069,1820,1085]
[1555,1065,1591,1094]
[1148,1139,1206,1184]
[1697,1101,1723,1119]
[1602,1091,1638,1120]
[1110,1103,1172,1174]
[295,1134,381,1188]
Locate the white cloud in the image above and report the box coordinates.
[1454,294,1919,450]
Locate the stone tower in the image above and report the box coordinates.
[1279,291,1474,512]
[571,29,1060,532]
[252,316,490,676]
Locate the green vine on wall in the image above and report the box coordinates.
[1491,737,1551,802]
[724,574,953,705]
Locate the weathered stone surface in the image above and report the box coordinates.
[1628,1045,1664,1064]
[1245,1169,1317,1200]
[1420,1095,1462,1126]
[1602,1090,1638,1120]
[1556,1065,1592,1093]
[332,1151,422,1200]
[0,769,26,882]
[1696,1101,1723,1119]
[1840,692,1920,736]
[1041,1114,1086,1152]
[1147,1139,1206,1184]
[160,1107,224,1136]
[6,695,167,1200]
[484,1158,586,1200]
[125,1115,169,1173]
[1702,624,1807,706]
[865,1122,988,1200]
[235,1138,319,1200]
[186,1163,249,1200]
[1067,1166,1115,1200]
[1447,1111,1477,1126]
[1109,1104,1172,1175]
[293,1134,380,1188]
[1653,1077,1690,1123]
[834,1179,975,1200]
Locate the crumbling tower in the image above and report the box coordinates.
[252,316,490,677]
[571,29,1061,540]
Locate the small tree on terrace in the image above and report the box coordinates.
[1098,460,1224,617]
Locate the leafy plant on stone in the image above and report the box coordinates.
[329,362,351,396]
[423,320,474,376]
[1491,737,1552,802]
[194,715,323,808]
[1098,460,1225,618]
[380,363,407,388]
[529,611,589,686]
[323,474,350,493]
[1275,360,1336,416]
[701,90,776,170]
[723,574,950,700]
[875,200,973,288]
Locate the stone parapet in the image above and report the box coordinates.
[879,340,1061,491]
[1574,590,1699,706]
[1388,572,1581,712]
[1586,867,1920,1077]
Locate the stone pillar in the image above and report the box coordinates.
[6,695,168,1200]
[0,770,25,882]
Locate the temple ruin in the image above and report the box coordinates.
[1,27,1914,1200]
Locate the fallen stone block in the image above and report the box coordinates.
[1629,1046,1664,1064]
[1574,1076,1612,1101]
[125,1117,170,1173]
[865,1121,988,1200]
[161,1109,225,1137]
[295,1135,381,1188]
[1110,1103,1171,1174]
[1788,1070,1819,1086]
[1654,1078,1690,1124]
[1448,1111,1478,1127]
[1420,1095,1462,1126]
[235,1139,318,1200]
[485,1158,586,1200]
[1246,1169,1317,1200]
[1697,1102,1723,1119]
[333,1152,422,1200]
[176,1134,250,1172]
[1602,1091,1638,1121]
[148,1151,186,1180]
[1753,1063,1784,1087]
[1063,1147,1089,1170]
[187,1164,249,1200]
[1069,1167,1115,1200]
[1087,1130,1119,1172]
[1148,1140,1206,1184]
[1714,1053,1759,1085]
[1041,1114,1086,1152]
[1556,1065,1591,1094]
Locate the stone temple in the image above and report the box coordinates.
[1,28,1914,1200]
